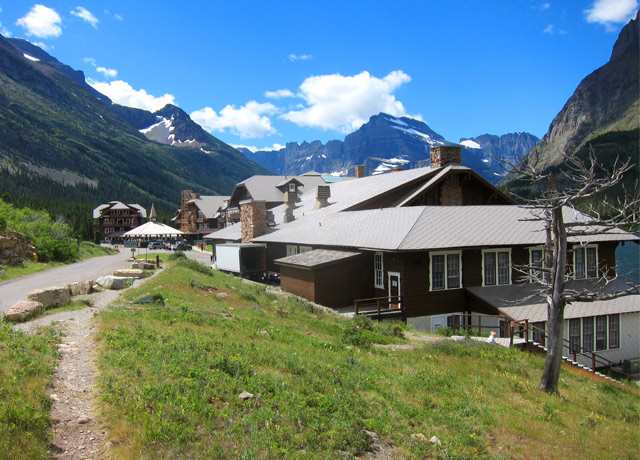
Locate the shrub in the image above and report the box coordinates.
[0,201,78,262]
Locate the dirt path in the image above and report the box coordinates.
[14,272,160,460]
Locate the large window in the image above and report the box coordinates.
[429,251,461,291]
[574,245,598,279]
[482,249,511,286]
[568,315,620,353]
[374,252,384,289]
[569,319,581,353]
[286,245,298,257]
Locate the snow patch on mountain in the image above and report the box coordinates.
[391,126,444,146]
[460,139,481,149]
[23,53,40,62]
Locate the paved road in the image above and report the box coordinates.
[0,250,132,314]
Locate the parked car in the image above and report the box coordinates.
[147,242,164,249]
[173,241,192,251]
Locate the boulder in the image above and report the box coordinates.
[113,268,147,279]
[5,300,44,322]
[95,276,135,290]
[130,261,155,270]
[0,231,36,266]
[70,280,93,296]
[27,286,71,307]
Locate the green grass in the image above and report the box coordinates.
[95,260,640,459]
[0,242,116,283]
[0,323,59,459]
[77,241,117,260]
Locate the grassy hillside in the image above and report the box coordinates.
[91,258,639,459]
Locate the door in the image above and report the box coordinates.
[388,272,401,310]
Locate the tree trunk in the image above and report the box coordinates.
[539,203,567,394]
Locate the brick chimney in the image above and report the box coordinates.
[355,165,365,178]
[313,185,331,210]
[430,145,462,168]
[283,191,298,223]
[240,200,267,242]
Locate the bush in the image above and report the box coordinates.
[0,201,78,262]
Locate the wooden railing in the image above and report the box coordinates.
[451,314,631,381]
[511,320,629,380]
[354,295,403,318]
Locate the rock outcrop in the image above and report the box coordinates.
[0,231,36,266]
[113,268,148,279]
[5,300,44,322]
[27,286,71,307]
[95,276,135,290]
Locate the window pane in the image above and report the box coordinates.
[484,252,496,285]
[432,255,445,290]
[569,319,581,353]
[609,315,619,349]
[447,254,460,289]
[532,321,545,345]
[374,253,383,288]
[587,247,597,278]
[498,251,510,284]
[575,248,585,278]
[582,317,594,352]
[596,316,607,351]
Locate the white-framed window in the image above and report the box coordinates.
[374,252,384,289]
[573,245,598,279]
[288,182,296,192]
[482,248,511,286]
[529,247,544,281]
[299,245,312,253]
[567,314,620,353]
[286,245,298,257]
[429,251,462,291]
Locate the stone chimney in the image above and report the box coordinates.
[355,165,365,178]
[283,191,298,223]
[240,200,267,243]
[313,185,331,210]
[430,145,462,168]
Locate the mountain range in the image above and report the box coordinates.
[507,11,638,199]
[0,34,268,238]
[239,114,539,184]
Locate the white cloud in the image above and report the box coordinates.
[0,23,11,37]
[585,0,638,29]
[83,57,96,66]
[115,14,123,20]
[282,70,414,133]
[543,24,554,33]
[541,2,551,9]
[191,101,277,139]
[16,4,62,38]
[87,79,175,112]
[70,6,98,28]
[233,143,285,153]
[265,88,295,99]
[288,53,312,61]
[96,66,117,78]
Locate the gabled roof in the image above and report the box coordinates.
[92,202,147,218]
[189,195,229,219]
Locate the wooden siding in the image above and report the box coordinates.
[280,266,315,301]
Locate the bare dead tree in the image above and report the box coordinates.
[501,147,640,394]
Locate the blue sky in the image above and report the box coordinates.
[1,1,637,152]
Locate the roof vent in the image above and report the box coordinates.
[313,185,331,210]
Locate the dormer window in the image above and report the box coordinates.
[289,183,296,192]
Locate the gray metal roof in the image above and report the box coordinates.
[190,196,229,219]
[275,249,363,268]
[467,278,640,322]
[236,174,331,204]
[253,205,639,250]
[203,223,242,241]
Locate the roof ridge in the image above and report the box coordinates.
[395,206,430,250]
